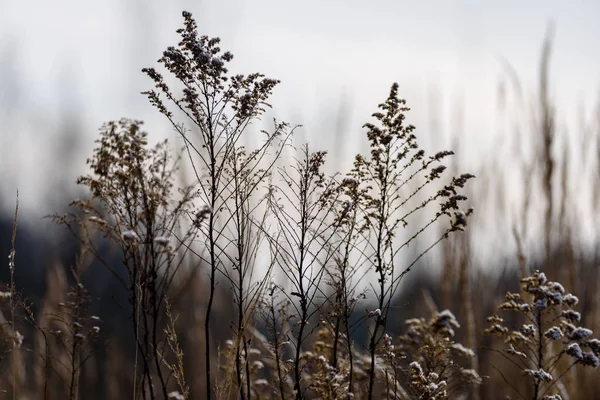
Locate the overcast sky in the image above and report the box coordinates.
[1,0,599,234]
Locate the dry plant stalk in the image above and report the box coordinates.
[142,11,293,398]
[486,270,600,400]
[5,10,475,400]
[53,119,201,398]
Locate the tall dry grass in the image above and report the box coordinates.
[1,12,600,400]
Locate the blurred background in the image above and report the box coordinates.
[2,0,600,257]
[1,0,600,398]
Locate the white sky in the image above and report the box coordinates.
[1,0,599,259]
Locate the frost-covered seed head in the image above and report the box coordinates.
[562,310,581,322]
[570,327,593,340]
[409,362,423,377]
[535,298,548,310]
[88,216,107,225]
[521,324,535,337]
[384,333,393,346]
[14,331,24,347]
[524,368,552,382]
[566,343,583,360]
[564,294,579,307]
[451,343,475,357]
[252,360,264,370]
[122,230,139,242]
[168,391,185,400]
[547,291,563,304]
[435,310,459,326]
[544,327,562,340]
[583,352,600,367]
[552,282,565,293]
[507,344,527,358]
[154,236,171,246]
[538,272,548,285]
[586,338,600,353]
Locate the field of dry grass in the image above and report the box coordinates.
[1,11,599,400]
